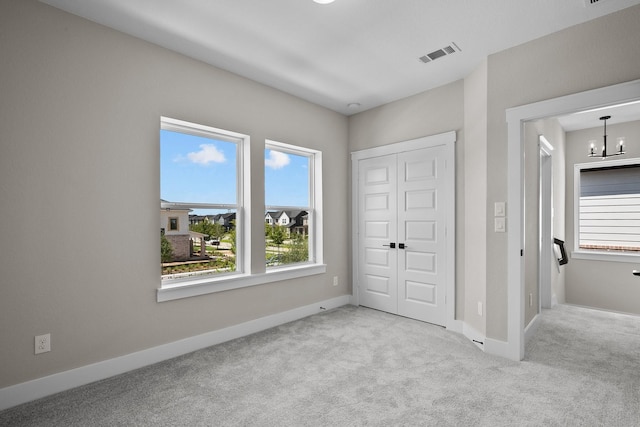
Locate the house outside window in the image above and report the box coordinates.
[265,212,274,225]
[574,159,640,258]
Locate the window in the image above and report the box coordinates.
[160,117,246,283]
[158,118,325,302]
[574,158,640,261]
[265,140,322,269]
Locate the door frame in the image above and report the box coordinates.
[539,135,554,310]
[506,79,640,361]
[351,131,457,330]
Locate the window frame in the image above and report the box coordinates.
[157,119,325,303]
[264,140,323,271]
[158,117,251,297]
[572,157,640,263]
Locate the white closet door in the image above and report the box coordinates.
[397,147,446,325]
[357,154,398,314]
[357,145,447,327]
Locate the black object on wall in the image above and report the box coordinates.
[554,238,568,266]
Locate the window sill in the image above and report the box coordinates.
[157,263,327,302]
[571,250,640,264]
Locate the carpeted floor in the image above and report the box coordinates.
[1,304,639,426]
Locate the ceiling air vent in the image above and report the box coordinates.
[419,43,461,64]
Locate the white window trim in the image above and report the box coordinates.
[571,250,640,263]
[572,156,640,263]
[157,264,327,302]
[265,140,324,268]
[158,117,252,301]
[157,125,326,302]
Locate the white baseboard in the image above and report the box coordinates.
[462,322,486,351]
[524,313,541,345]
[349,295,360,307]
[458,322,515,361]
[446,318,463,334]
[484,337,511,359]
[0,295,351,411]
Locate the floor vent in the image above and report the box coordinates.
[419,43,461,64]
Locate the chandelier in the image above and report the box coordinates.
[588,115,625,158]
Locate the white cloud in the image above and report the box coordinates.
[265,150,290,169]
[187,144,226,165]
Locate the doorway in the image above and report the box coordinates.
[506,79,640,360]
[351,132,456,328]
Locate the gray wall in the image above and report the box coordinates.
[462,61,488,334]
[565,120,640,314]
[0,0,349,388]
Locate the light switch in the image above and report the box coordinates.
[495,217,506,233]
[494,202,506,217]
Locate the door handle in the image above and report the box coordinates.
[398,243,407,249]
[383,243,396,248]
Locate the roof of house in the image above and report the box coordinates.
[266,210,308,220]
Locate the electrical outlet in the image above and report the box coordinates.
[35,333,51,354]
[477,301,483,316]
[333,276,339,286]
[529,293,533,307]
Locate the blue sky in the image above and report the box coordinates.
[265,148,309,207]
[161,130,309,212]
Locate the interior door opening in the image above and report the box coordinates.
[507,79,640,360]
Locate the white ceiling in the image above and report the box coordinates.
[556,101,640,132]
[42,0,640,121]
